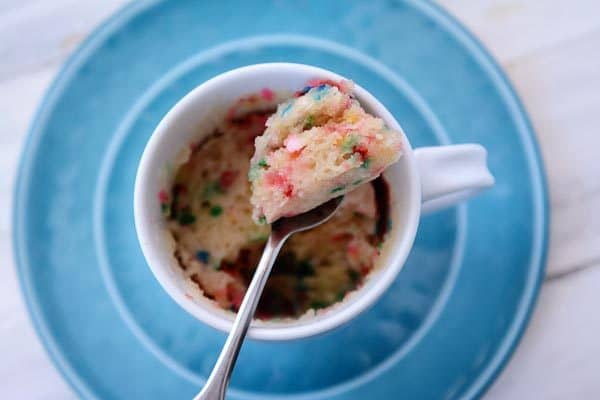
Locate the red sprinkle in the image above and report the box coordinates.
[158,190,169,203]
[260,88,274,101]
[352,144,369,161]
[219,170,238,188]
[331,232,354,242]
[265,170,288,187]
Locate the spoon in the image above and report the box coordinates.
[194,196,344,400]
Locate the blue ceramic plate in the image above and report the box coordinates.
[14,1,548,399]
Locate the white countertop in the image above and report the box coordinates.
[1,1,599,398]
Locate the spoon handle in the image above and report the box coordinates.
[194,233,286,400]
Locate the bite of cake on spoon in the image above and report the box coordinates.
[249,79,403,224]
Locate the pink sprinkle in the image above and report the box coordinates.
[347,242,360,257]
[284,134,304,153]
[158,190,169,203]
[260,88,274,101]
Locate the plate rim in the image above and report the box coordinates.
[12,0,549,399]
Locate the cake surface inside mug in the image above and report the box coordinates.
[159,87,394,319]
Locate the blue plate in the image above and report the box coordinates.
[14,1,548,399]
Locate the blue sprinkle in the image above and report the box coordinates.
[299,86,311,95]
[196,250,210,263]
[281,102,293,116]
[312,85,329,100]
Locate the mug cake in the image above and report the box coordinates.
[159,81,402,319]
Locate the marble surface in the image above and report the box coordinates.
[1,0,599,398]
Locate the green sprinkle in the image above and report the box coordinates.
[257,215,267,225]
[304,115,315,129]
[209,205,223,217]
[352,179,363,186]
[297,260,315,277]
[160,203,170,215]
[341,135,359,152]
[331,185,346,193]
[248,160,268,182]
[294,280,309,293]
[202,181,223,199]
[347,268,360,284]
[178,208,196,226]
[309,300,329,310]
[361,157,371,169]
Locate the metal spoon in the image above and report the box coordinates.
[194,196,344,400]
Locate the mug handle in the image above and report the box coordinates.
[414,144,495,213]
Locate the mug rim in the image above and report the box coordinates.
[134,63,422,341]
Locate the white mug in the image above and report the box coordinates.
[134,63,494,341]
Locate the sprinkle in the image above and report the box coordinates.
[294,280,309,293]
[284,134,304,153]
[297,260,315,277]
[331,185,345,193]
[178,207,196,225]
[331,232,354,242]
[283,184,294,198]
[260,88,274,101]
[347,242,360,257]
[347,268,360,284]
[158,190,169,203]
[195,250,210,263]
[306,79,345,91]
[258,159,269,168]
[304,115,315,129]
[160,203,170,214]
[311,85,329,101]
[210,205,223,217]
[352,144,369,160]
[219,170,238,189]
[352,179,363,185]
[341,135,359,152]
[280,102,293,116]
[257,215,267,224]
[202,181,223,199]
[361,157,371,169]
